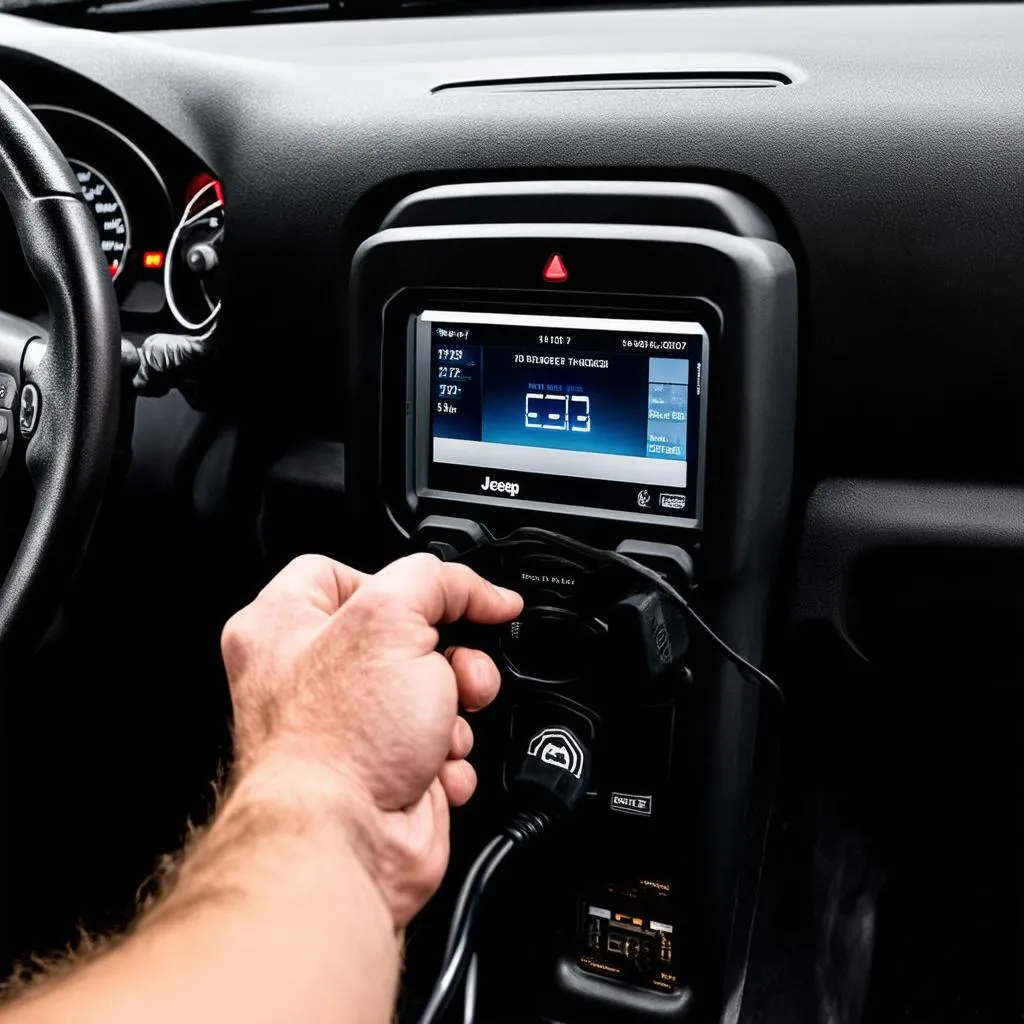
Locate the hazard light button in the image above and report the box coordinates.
[543,253,568,282]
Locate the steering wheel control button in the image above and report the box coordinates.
[0,373,16,410]
[0,410,14,477]
[500,606,606,684]
[18,383,40,439]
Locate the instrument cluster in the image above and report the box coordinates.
[0,104,222,340]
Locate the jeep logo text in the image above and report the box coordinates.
[481,475,520,498]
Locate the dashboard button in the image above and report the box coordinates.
[0,410,15,479]
[0,374,16,411]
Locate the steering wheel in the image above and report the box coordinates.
[0,81,121,657]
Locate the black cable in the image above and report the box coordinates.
[661,588,784,700]
[417,810,554,1024]
[461,953,478,1024]
[417,834,512,1024]
[484,527,785,703]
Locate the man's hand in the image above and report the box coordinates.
[221,552,523,927]
[0,553,520,1024]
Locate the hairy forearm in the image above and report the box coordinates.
[0,761,400,1024]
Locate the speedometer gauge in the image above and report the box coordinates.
[68,159,131,281]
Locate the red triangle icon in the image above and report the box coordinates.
[543,253,568,282]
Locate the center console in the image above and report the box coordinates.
[344,181,798,1022]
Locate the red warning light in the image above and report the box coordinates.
[185,172,225,207]
[543,253,568,282]
[143,251,165,270]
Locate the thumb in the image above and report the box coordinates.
[368,553,522,627]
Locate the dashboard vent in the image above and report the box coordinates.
[381,181,777,241]
[432,71,791,94]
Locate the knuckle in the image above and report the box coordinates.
[220,610,253,670]
[363,551,442,608]
[401,551,444,580]
[283,552,333,578]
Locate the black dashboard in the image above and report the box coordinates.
[0,6,1021,1024]
[3,4,1021,464]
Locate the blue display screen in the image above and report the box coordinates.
[421,311,707,524]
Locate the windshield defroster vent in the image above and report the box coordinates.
[432,71,792,94]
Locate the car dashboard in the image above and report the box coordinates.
[0,6,1021,1024]
[0,63,222,341]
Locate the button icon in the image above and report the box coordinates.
[18,383,40,439]
[637,488,651,509]
[543,253,568,282]
[539,741,570,768]
[527,727,585,778]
